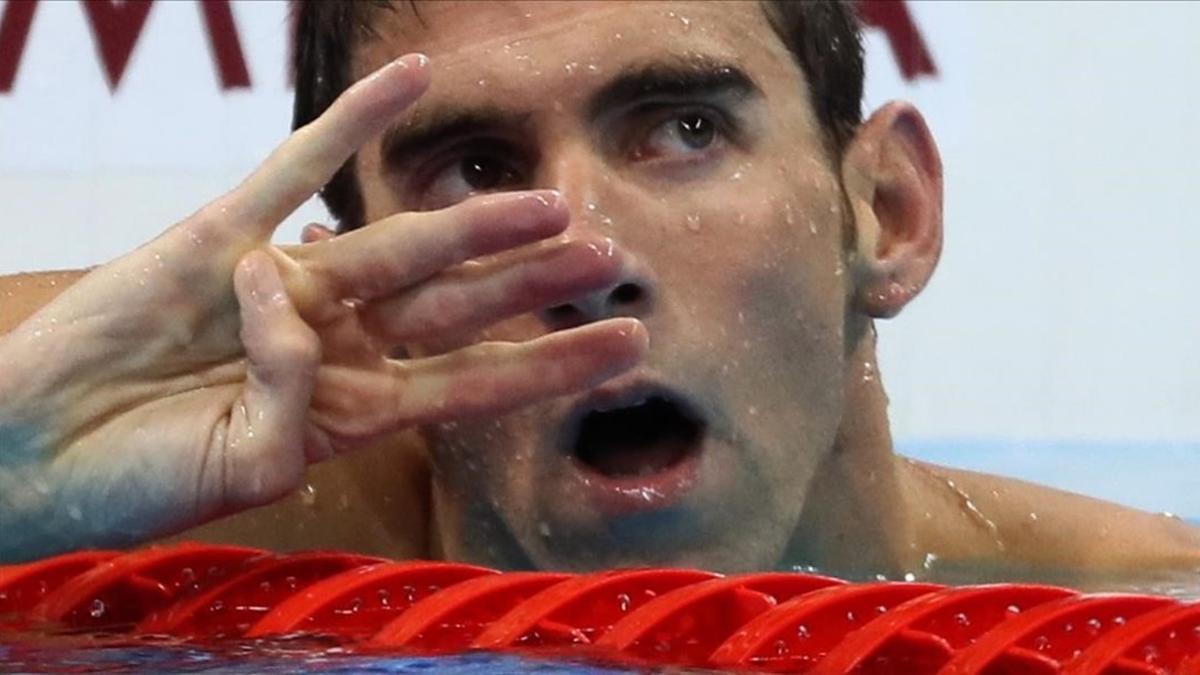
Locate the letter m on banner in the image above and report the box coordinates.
[0,0,250,93]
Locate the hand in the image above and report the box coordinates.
[0,54,647,562]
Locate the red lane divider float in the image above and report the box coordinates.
[0,542,1196,674]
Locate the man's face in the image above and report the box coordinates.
[352,1,853,571]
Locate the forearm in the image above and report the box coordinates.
[0,270,89,335]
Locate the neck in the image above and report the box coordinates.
[782,324,922,579]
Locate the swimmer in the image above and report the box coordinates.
[1,1,1197,589]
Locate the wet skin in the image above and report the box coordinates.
[345,1,860,572]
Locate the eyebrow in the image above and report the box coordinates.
[377,56,761,169]
[586,57,762,120]
[380,107,532,170]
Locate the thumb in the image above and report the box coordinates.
[226,250,323,508]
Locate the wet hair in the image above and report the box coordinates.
[292,0,865,229]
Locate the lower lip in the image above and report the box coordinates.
[567,443,704,517]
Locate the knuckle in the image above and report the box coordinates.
[268,329,322,368]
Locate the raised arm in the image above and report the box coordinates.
[0,54,646,563]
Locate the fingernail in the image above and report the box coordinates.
[395,53,429,70]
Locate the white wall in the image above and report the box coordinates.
[2,0,1198,449]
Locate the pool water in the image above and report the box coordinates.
[0,638,710,673]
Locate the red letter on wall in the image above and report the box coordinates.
[199,0,250,89]
[0,0,38,93]
[1,0,250,93]
[81,0,155,91]
[856,0,937,81]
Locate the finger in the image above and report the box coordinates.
[360,237,623,344]
[301,223,337,244]
[228,53,431,234]
[226,250,323,507]
[311,318,648,440]
[293,190,569,303]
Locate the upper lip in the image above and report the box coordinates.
[558,377,707,458]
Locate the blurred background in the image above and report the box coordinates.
[0,1,1196,517]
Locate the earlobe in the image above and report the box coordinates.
[841,102,944,319]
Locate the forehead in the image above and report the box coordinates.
[351,1,802,105]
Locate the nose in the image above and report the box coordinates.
[535,153,657,331]
[537,257,655,330]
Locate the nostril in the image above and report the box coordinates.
[610,283,643,305]
[545,304,581,326]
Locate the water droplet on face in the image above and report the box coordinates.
[922,552,939,570]
[67,505,82,521]
[903,572,916,582]
[538,522,552,538]
[685,214,702,232]
[300,484,317,507]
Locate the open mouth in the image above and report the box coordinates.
[569,389,706,478]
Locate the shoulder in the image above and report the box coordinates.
[168,431,435,559]
[900,458,1200,586]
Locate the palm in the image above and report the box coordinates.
[0,55,646,560]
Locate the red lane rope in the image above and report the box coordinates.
[0,543,1196,673]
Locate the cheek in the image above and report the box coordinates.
[429,408,541,498]
[687,181,849,436]
[686,175,847,344]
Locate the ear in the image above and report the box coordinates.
[841,102,943,318]
[300,223,338,244]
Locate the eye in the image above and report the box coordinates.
[421,151,524,210]
[634,111,725,161]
